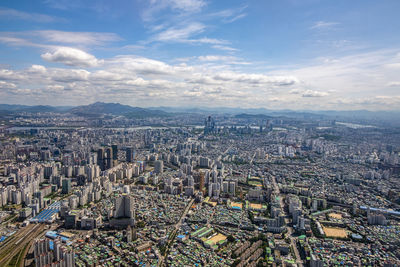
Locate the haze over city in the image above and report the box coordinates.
[0,0,400,110]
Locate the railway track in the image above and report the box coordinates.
[0,223,46,266]
[0,224,35,250]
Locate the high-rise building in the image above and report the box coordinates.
[97,148,105,171]
[116,196,134,219]
[62,178,71,194]
[204,116,216,135]
[111,144,118,160]
[111,194,135,228]
[126,147,135,163]
[154,160,163,174]
[34,238,75,267]
[104,147,113,170]
[199,157,210,168]
[229,181,236,195]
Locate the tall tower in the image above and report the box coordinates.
[114,194,135,219]
[105,147,113,170]
[126,147,135,163]
[204,116,215,135]
[111,194,135,228]
[97,148,105,171]
[112,144,118,160]
[154,160,163,174]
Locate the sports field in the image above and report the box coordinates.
[207,233,227,244]
[249,203,262,210]
[322,225,348,238]
[328,213,343,219]
[230,202,243,209]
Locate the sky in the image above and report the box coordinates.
[0,0,400,110]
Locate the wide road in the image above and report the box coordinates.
[0,223,46,266]
[158,198,195,267]
[271,176,304,267]
[223,143,233,155]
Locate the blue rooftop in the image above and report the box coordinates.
[30,201,61,223]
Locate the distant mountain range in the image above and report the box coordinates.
[0,104,71,113]
[0,102,171,118]
[151,106,400,124]
[70,102,171,118]
[0,102,399,125]
[234,113,274,119]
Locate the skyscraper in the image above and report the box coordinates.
[114,194,135,218]
[62,178,72,194]
[112,144,118,160]
[204,116,216,135]
[97,148,105,171]
[126,147,135,163]
[154,160,163,174]
[110,194,135,228]
[105,147,113,170]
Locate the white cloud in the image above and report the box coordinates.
[149,24,232,48]
[0,7,58,23]
[213,45,238,52]
[168,0,206,12]
[41,47,103,67]
[330,96,400,110]
[142,0,205,22]
[224,13,247,23]
[213,72,298,86]
[289,89,302,94]
[302,90,329,97]
[46,85,65,92]
[191,38,228,45]
[0,52,301,106]
[91,70,126,81]
[0,35,42,48]
[0,69,17,80]
[270,49,400,102]
[3,48,400,110]
[108,56,177,75]
[50,69,90,83]
[28,65,47,74]
[387,81,400,87]
[43,0,78,10]
[0,81,16,89]
[140,0,242,52]
[310,21,339,30]
[209,5,247,23]
[33,30,121,46]
[385,63,400,69]
[289,88,329,98]
[153,22,205,42]
[0,31,121,51]
[198,55,238,62]
[196,55,249,65]
[185,76,221,85]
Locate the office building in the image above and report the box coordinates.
[154,160,163,174]
[62,178,72,194]
[110,194,135,228]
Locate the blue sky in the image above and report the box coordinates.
[0,0,400,110]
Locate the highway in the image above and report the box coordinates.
[223,143,233,155]
[0,223,46,266]
[271,176,304,267]
[158,198,195,267]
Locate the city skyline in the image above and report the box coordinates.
[1,0,400,110]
